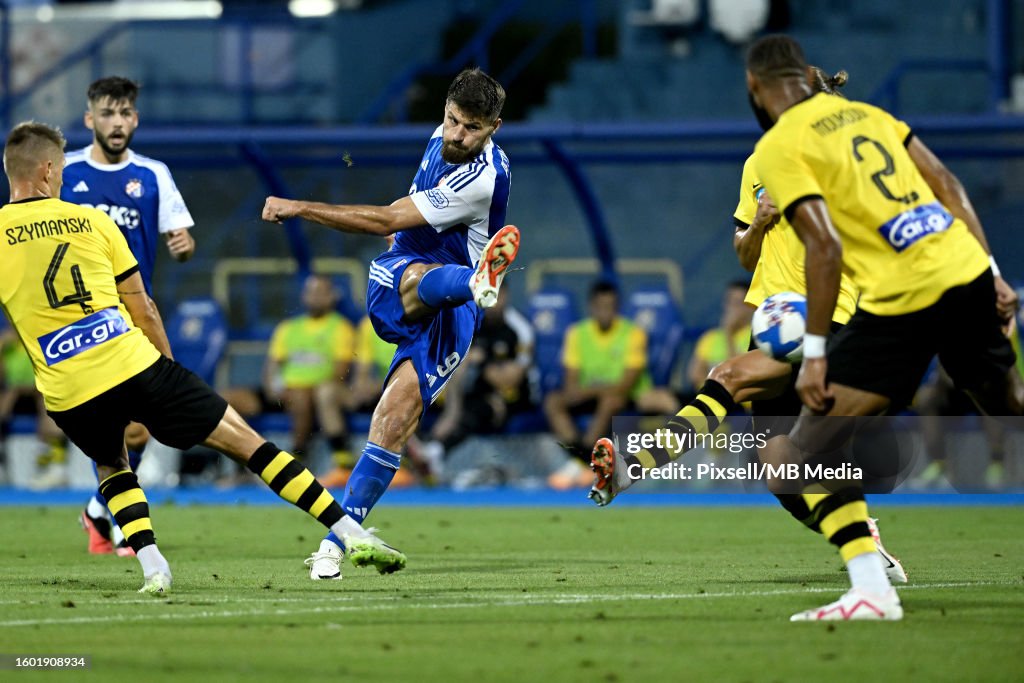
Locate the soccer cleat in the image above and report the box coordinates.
[79,510,114,555]
[588,437,634,506]
[304,545,343,581]
[790,587,903,621]
[138,572,172,595]
[471,225,520,308]
[342,530,407,575]
[867,517,907,584]
[115,541,137,558]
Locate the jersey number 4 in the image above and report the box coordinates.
[44,242,94,314]
[852,135,919,205]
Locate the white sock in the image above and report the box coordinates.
[319,538,342,556]
[112,525,125,545]
[330,515,369,541]
[847,551,891,595]
[86,496,107,519]
[136,545,172,580]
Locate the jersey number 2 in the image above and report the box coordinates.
[44,242,94,314]
[851,135,919,205]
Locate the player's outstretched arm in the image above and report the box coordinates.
[117,272,174,359]
[907,137,1018,320]
[262,195,427,236]
[733,192,780,272]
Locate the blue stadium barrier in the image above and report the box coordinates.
[625,286,686,387]
[526,287,580,395]
[165,298,228,385]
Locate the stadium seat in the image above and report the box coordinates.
[625,286,685,387]
[526,287,579,395]
[165,298,228,385]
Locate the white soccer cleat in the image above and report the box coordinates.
[867,517,907,584]
[342,530,407,575]
[588,437,634,507]
[471,225,520,309]
[138,572,172,595]
[790,587,903,621]
[304,544,343,581]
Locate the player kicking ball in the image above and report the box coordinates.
[262,68,517,581]
[0,122,405,594]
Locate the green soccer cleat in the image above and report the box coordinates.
[342,532,407,575]
[138,572,172,595]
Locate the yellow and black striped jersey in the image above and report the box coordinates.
[734,153,859,323]
[754,93,988,316]
[0,197,161,410]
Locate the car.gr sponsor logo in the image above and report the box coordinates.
[37,308,129,366]
[878,201,953,253]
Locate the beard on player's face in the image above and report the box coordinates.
[748,91,775,132]
[441,138,483,164]
[95,127,135,158]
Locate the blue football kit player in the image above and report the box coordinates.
[62,77,195,557]
[262,68,519,580]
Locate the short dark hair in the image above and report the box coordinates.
[745,35,808,83]
[447,68,505,122]
[589,280,619,301]
[87,76,140,106]
[810,66,849,96]
[728,279,751,291]
[4,121,65,180]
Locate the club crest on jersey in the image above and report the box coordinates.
[425,189,448,209]
[37,308,130,366]
[878,201,953,253]
[124,179,144,198]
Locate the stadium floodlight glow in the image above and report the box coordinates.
[29,2,223,22]
[289,0,339,18]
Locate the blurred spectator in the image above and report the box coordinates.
[417,288,536,479]
[543,280,663,488]
[0,326,67,488]
[264,274,355,485]
[709,0,770,44]
[687,280,752,390]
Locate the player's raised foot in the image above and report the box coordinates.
[342,530,407,575]
[588,437,633,507]
[138,572,172,596]
[79,509,114,555]
[867,517,907,584]
[790,587,903,622]
[471,225,520,308]
[304,542,343,581]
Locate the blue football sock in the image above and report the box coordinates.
[417,265,473,308]
[323,442,401,551]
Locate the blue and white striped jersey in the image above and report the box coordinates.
[61,146,194,294]
[398,125,511,267]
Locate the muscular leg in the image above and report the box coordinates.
[711,349,794,404]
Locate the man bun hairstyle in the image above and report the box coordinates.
[810,66,849,95]
[87,76,140,105]
[447,68,505,122]
[745,35,808,82]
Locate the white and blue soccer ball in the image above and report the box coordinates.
[752,292,807,363]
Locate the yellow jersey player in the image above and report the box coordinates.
[0,122,405,593]
[746,35,1021,621]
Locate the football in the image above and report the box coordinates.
[751,291,807,362]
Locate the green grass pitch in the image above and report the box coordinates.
[0,504,1021,682]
